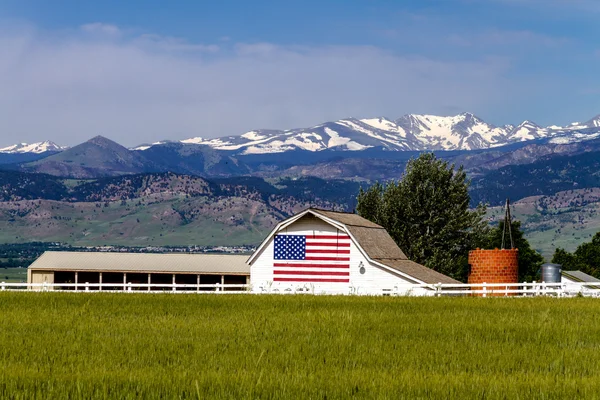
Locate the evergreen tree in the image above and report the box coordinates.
[357,153,488,281]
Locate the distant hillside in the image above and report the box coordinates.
[471,150,600,206]
[487,188,600,259]
[0,172,358,247]
[23,136,156,178]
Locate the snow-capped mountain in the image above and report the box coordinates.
[134,112,600,155]
[0,141,65,154]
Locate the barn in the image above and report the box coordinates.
[247,208,459,295]
[27,252,249,291]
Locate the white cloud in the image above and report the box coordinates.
[80,23,121,36]
[0,22,565,147]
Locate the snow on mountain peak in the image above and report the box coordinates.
[0,141,65,154]
[132,112,600,154]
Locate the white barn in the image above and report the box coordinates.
[248,208,459,295]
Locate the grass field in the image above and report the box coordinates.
[2,294,600,399]
[1,267,27,283]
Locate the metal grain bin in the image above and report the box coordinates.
[541,263,562,283]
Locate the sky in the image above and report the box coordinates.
[0,0,599,147]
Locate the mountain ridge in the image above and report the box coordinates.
[134,112,600,154]
[5,112,600,156]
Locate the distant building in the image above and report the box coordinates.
[247,208,459,295]
[27,252,249,290]
[562,270,600,292]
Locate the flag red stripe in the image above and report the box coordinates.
[274,278,350,283]
[305,256,350,261]
[305,249,350,254]
[274,263,349,269]
[305,235,350,240]
[305,242,351,247]
[274,270,350,276]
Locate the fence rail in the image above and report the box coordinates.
[2,281,600,297]
[0,282,250,293]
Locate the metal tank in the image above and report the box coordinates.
[541,263,562,283]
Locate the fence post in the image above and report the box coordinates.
[483,282,487,298]
[128,282,132,292]
[436,282,442,297]
[85,282,89,292]
[1,282,4,291]
[533,281,537,296]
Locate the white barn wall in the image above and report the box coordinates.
[251,215,424,295]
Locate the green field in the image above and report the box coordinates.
[1,267,27,283]
[2,294,600,399]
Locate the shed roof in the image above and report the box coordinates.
[562,270,599,283]
[28,252,250,275]
[373,258,461,284]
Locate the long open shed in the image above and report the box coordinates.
[27,251,249,290]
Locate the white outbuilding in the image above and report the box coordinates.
[247,208,459,295]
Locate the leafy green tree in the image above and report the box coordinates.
[357,153,488,281]
[552,233,600,278]
[485,220,544,282]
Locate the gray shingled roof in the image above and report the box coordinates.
[373,258,461,284]
[29,252,250,275]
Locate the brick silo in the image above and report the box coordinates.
[468,248,519,296]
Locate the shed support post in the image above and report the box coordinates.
[172,274,176,292]
[123,273,127,292]
[221,275,225,292]
[148,273,151,292]
[197,275,200,292]
[75,271,79,292]
[99,272,103,291]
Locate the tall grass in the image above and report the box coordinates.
[1,294,600,399]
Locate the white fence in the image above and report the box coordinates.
[2,281,600,297]
[0,282,250,293]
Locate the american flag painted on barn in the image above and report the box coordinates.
[273,232,351,283]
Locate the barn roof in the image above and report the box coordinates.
[309,209,382,228]
[28,252,250,275]
[373,259,461,284]
[248,208,460,285]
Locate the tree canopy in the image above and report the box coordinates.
[356,153,488,281]
[552,232,600,278]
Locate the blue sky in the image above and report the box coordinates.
[0,0,598,146]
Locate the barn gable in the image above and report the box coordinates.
[248,208,459,294]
